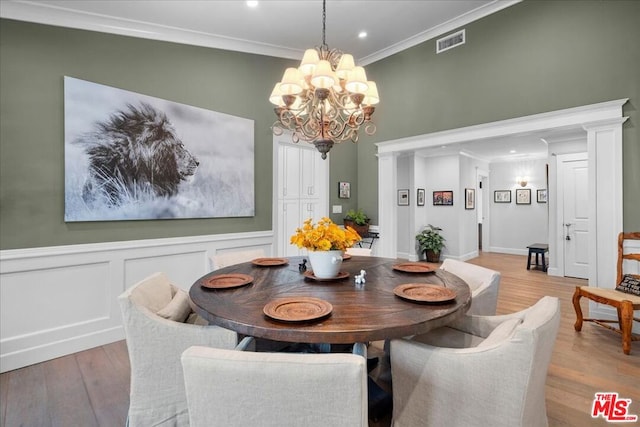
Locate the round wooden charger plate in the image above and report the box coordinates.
[252,257,288,266]
[201,273,253,289]
[393,283,457,303]
[263,297,333,322]
[303,271,350,281]
[392,262,436,273]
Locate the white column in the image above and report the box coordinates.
[583,117,627,289]
[377,152,398,258]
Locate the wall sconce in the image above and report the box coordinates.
[516,176,529,187]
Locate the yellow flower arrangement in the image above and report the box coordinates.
[291,217,361,251]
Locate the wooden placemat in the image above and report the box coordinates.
[393,283,456,303]
[263,297,333,322]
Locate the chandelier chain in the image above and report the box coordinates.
[321,0,327,48]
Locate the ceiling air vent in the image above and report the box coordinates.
[436,29,465,54]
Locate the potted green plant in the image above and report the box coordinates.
[343,208,370,237]
[416,225,446,262]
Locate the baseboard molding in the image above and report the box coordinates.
[0,231,273,373]
[488,246,529,256]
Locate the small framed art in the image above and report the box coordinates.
[398,189,409,206]
[417,188,425,206]
[465,188,475,210]
[537,189,547,203]
[516,188,531,205]
[338,181,351,199]
[433,191,453,206]
[494,190,511,203]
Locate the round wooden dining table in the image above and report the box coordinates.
[189,255,471,345]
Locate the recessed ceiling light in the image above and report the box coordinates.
[358,31,368,39]
[510,150,517,153]
[246,1,259,8]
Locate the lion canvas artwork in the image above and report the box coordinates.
[64,77,254,221]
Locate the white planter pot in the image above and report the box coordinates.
[307,250,344,279]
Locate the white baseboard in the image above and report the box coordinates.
[0,231,273,373]
[488,246,529,256]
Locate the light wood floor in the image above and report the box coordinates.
[1,252,638,426]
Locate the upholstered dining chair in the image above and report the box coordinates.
[181,346,369,427]
[210,248,265,270]
[439,258,501,316]
[391,296,560,427]
[346,247,372,256]
[573,231,640,354]
[118,272,239,427]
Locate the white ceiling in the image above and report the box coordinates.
[1,0,518,63]
[2,0,584,161]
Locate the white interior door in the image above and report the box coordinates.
[562,155,589,279]
[273,136,329,256]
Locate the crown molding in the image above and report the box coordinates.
[0,0,303,60]
[2,0,520,63]
[359,0,522,65]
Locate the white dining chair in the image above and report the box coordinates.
[210,248,266,270]
[118,272,239,427]
[346,247,372,256]
[391,296,560,427]
[181,346,369,427]
[439,258,500,315]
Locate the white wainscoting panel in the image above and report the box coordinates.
[0,231,273,373]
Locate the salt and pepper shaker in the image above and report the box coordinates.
[298,259,307,273]
[354,269,367,288]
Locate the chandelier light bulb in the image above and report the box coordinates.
[363,81,380,105]
[345,66,368,94]
[336,54,355,80]
[300,49,320,76]
[311,60,336,89]
[280,68,303,95]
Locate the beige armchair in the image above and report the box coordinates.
[391,296,560,427]
[118,272,238,427]
[346,247,372,256]
[439,258,500,315]
[210,248,266,270]
[181,346,369,427]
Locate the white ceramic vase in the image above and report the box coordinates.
[307,250,344,279]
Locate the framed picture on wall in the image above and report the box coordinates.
[338,181,351,199]
[398,189,409,206]
[433,191,453,206]
[465,188,475,210]
[537,189,547,203]
[516,188,531,205]
[417,188,425,206]
[494,190,511,203]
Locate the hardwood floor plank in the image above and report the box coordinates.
[76,346,129,427]
[44,354,99,427]
[0,366,9,426]
[102,341,131,395]
[4,364,51,427]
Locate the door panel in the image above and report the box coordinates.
[563,158,589,279]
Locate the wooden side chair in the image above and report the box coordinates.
[573,232,640,355]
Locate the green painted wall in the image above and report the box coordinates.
[0,19,295,249]
[2,0,639,250]
[359,0,640,230]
